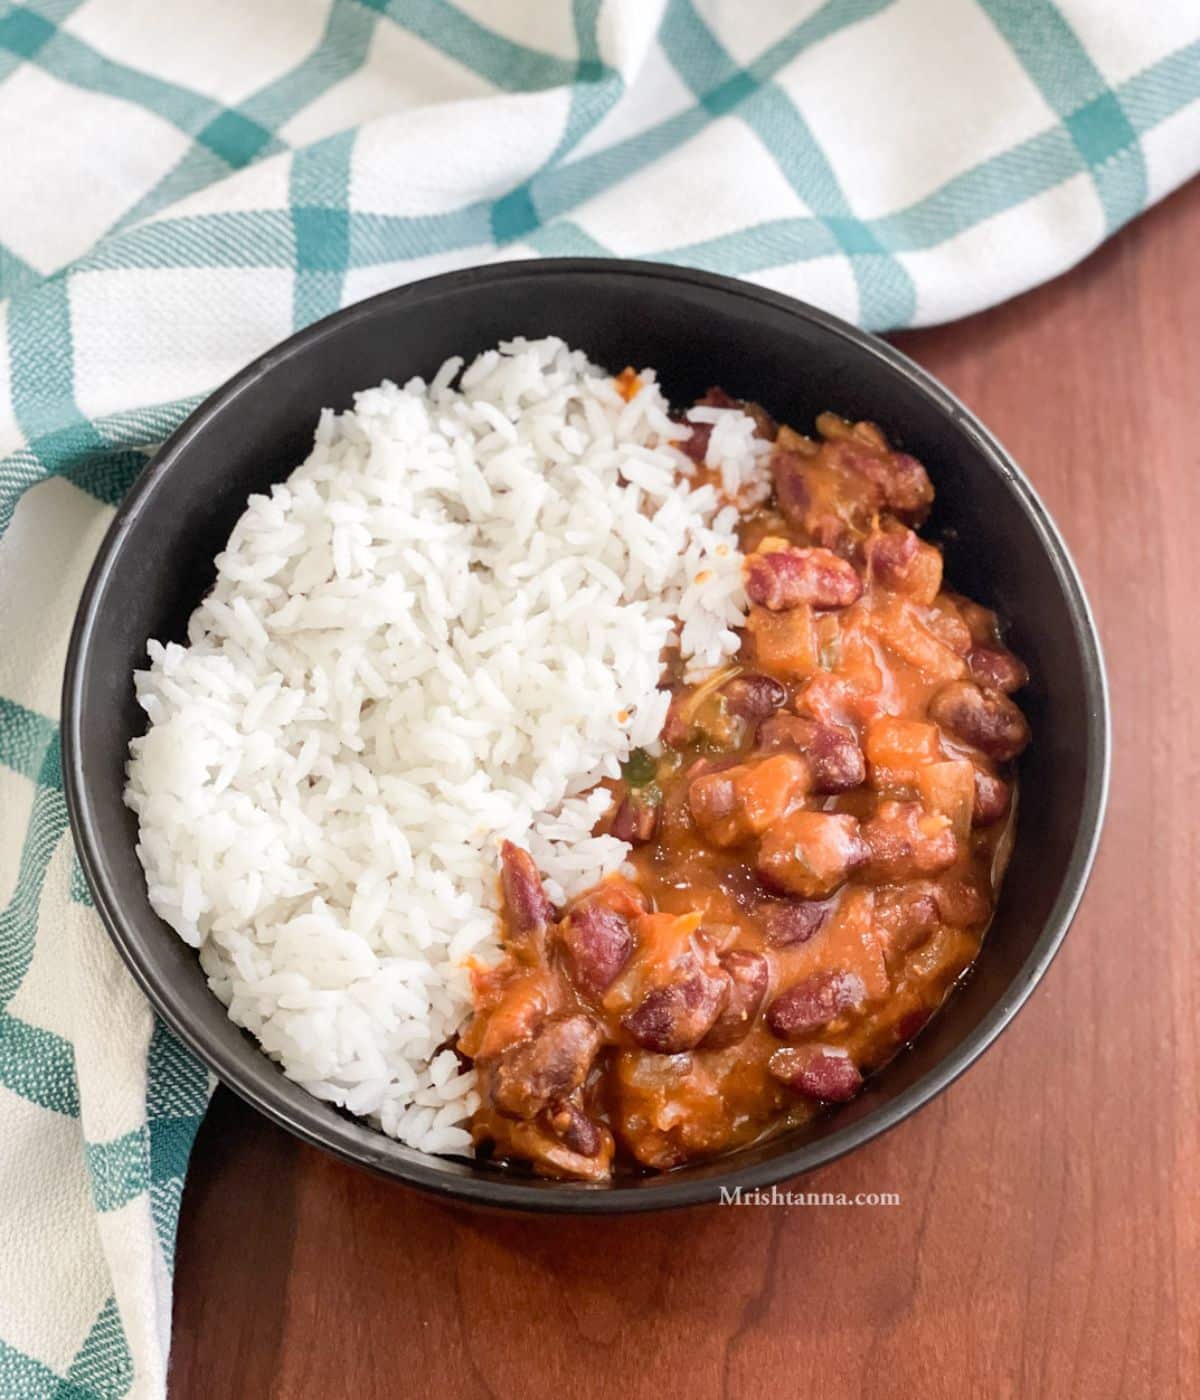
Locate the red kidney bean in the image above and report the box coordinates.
[805,721,867,793]
[766,969,866,1039]
[662,689,695,748]
[929,680,1031,761]
[860,800,958,880]
[768,1044,863,1101]
[884,452,935,522]
[864,525,944,604]
[687,768,738,836]
[745,547,863,612]
[721,673,786,721]
[491,1015,602,1118]
[972,768,1011,826]
[761,899,830,948]
[689,753,811,848]
[499,840,555,936]
[556,902,635,997]
[610,794,659,844]
[864,525,918,583]
[875,884,939,954]
[544,1100,602,1157]
[756,714,865,793]
[933,877,990,928]
[967,646,1029,694]
[701,950,769,1049]
[772,449,811,527]
[622,963,730,1053]
[829,442,933,525]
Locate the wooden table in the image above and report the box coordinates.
[171,175,1200,1400]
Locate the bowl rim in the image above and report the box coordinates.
[62,257,1111,1213]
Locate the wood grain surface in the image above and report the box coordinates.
[170,175,1200,1400]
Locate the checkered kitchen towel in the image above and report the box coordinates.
[1,0,1197,1394]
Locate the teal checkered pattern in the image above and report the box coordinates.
[0,1,1197,1393]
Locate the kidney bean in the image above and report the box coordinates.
[860,801,958,881]
[745,548,863,612]
[622,963,730,1053]
[828,441,934,525]
[688,754,808,848]
[772,449,811,527]
[929,680,1031,761]
[875,884,940,955]
[662,689,695,748]
[768,1044,863,1101]
[610,794,659,844]
[864,525,917,582]
[972,768,1011,827]
[967,646,1029,694]
[499,840,555,936]
[933,878,990,928]
[863,525,942,603]
[556,902,635,997]
[687,768,738,837]
[804,721,867,793]
[884,453,935,523]
[543,1100,603,1157]
[677,761,744,823]
[766,970,866,1039]
[491,1014,603,1118]
[701,950,769,1049]
[756,714,866,793]
[761,898,830,948]
[722,673,786,721]
[757,811,869,899]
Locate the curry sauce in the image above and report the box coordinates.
[459,390,1029,1181]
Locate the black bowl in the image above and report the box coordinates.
[63,259,1109,1212]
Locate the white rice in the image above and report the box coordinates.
[124,337,769,1155]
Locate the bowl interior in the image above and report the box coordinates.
[65,262,1107,1210]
